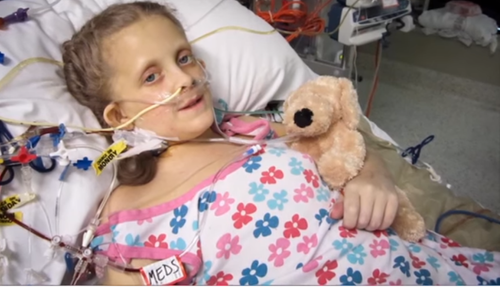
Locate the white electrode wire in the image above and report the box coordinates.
[54,181,64,236]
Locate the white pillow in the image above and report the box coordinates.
[50,0,320,112]
[0,1,114,285]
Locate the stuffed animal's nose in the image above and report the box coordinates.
[294,108,314,128]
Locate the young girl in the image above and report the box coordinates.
[62,2,499,285]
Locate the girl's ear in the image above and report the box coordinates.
[103,103,134,130]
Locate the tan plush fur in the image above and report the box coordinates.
[283,76,426,242]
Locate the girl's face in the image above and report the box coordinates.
[102,15,214,140]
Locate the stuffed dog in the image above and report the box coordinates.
[282,76,426,242]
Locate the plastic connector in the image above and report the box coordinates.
[81,220,98,249]
[243,144,262,157]
[50,142,71,166]
[2,8,29,25]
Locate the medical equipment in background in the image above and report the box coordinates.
[328,0,414,45]
[252,0,415,117]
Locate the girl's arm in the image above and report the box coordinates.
[239,116,399,231]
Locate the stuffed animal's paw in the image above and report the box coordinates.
[391,208,427,243]
[317,155,357,190]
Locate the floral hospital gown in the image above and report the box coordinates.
[91,117,500,285]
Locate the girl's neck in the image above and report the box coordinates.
[159,125,227,157]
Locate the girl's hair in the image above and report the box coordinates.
[62,2,183,186]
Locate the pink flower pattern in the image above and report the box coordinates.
[216,233,242,259]
[297,234,318,254]
[293,183,314,203]
[268,238,291,267]
[211,192,235,216]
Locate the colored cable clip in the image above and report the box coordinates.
[50,124,67,147]
[10,146,37,164]
[73,157,92,171]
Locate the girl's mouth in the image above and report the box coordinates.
[179,94,204,111]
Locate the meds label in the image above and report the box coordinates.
[140,256,187,286]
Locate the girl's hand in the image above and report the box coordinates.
[330,149,399,231]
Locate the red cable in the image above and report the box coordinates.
[364,40,381,118]
[255,0,332,42]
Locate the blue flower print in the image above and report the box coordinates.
[125,234,143,247]
[239,260,268,285]
[316,187,330,202]
[448,271,465,285]
[386,228,397,236]
[199,191,217,212]
[248,182,269,202]
[389,239,399,251]
[408,244,421,253]
[267,190,288,211]
[269,147,286,157]
[288,157,305,175]
[192,220,199,231]
[477,276,492,285]
[487,278,500,285]
[393,256,410,277]
[340,267,363,285]
[484,251,494,262]
[170,205,188,234]
[170,238,187,250]
[414,269,433,285]
[347,245,367,265]
[110,224,119,243]
[473,252,494,264]
[253,213,279,238]
[425,232,436,241]
[333,239,354,256]
[315,208,336,226]
[426,256,440,269]
[201,260,213,284]
[296,263,304,269]
[243,156,262,173]
[90,236,104,251]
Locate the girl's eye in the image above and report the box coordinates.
[179,55,193,65]
[145,73,159,83]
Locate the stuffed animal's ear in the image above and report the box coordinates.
[338,77,361,130]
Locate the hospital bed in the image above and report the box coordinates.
[0,0,499,285]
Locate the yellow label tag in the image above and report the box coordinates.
[0,211,23,226]
[1,195,22,211]
[92,140,128,175]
